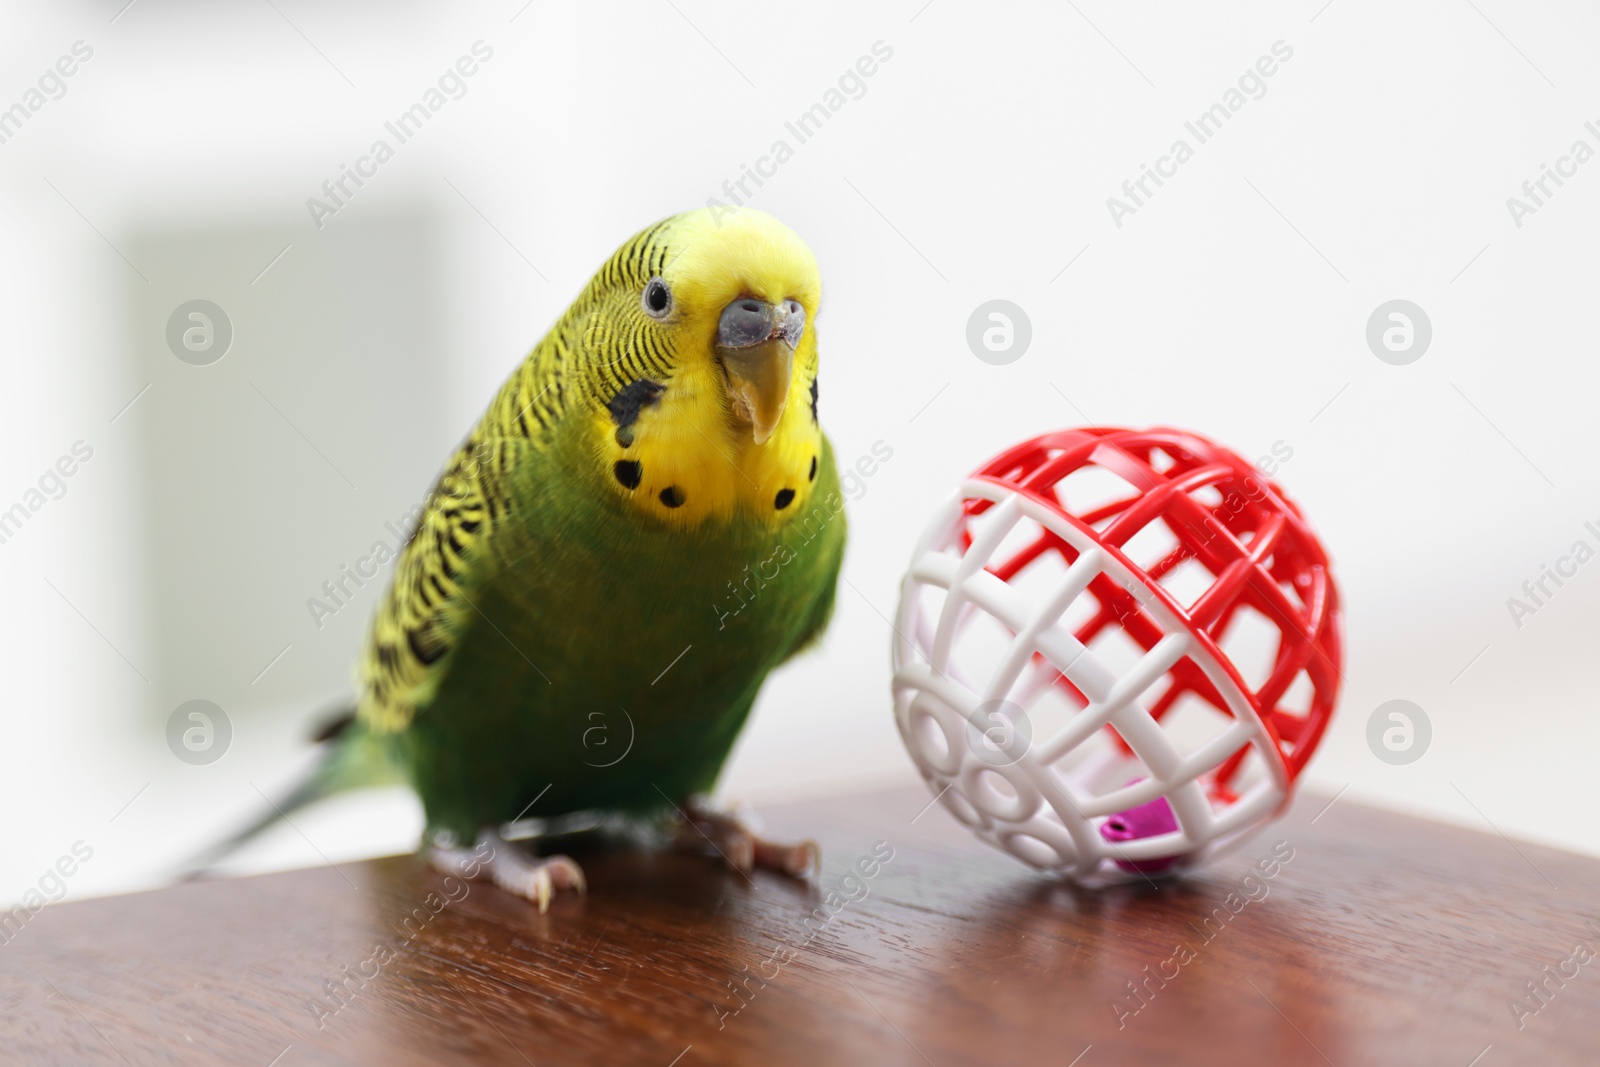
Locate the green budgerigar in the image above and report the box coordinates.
[204,208,847,908]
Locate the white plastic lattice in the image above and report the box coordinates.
[891,480,1294,881]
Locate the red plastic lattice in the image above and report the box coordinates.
[962,426,1342,791]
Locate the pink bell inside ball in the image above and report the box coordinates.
[1100,781,1181,874]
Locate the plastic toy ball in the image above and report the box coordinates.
[891,427,1342,881]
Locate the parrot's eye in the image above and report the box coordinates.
[642,278,672,319]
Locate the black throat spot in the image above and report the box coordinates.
[607,379,667,430]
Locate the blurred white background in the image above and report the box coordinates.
[3,0,1598,905]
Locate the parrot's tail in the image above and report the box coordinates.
[177,708,407,880]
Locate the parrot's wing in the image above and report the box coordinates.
[359,435,528,732]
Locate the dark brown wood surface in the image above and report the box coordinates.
[3,786,1598,1066]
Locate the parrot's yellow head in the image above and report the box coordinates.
[566,207,826,527]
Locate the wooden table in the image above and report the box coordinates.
[3,786,1598,1066]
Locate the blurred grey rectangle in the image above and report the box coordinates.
[130,210,448,726]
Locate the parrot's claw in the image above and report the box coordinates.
[489,853,585,913]
[674,800,821,881]
[430,828,586,913]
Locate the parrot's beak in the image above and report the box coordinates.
[715,297,804,445]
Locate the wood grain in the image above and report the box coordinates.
[2,787,1598,1066]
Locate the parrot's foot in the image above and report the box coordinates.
[430,828,586,913]
[674,799,820,880]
